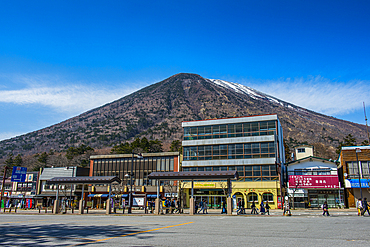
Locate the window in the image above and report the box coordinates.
[297,148,305,153]
[347,162,359,178]
[184,121,277,140]
[263,193,274,202]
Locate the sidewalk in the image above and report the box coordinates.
[0,207,361,217]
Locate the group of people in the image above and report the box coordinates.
[164,198,181,214]
[356,197,370,216]
[250,200,270,215]
[196,199,208,214]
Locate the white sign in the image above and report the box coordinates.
[133,197,145,207]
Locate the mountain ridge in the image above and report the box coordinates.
[0,73,367,160]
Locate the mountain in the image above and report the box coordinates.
[0,73,368,160]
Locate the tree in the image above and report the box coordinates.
[149,139,163,153]
[283,139,291,162]
[170,140,182,153]
[361,140,369,146]
[336,134,357,154]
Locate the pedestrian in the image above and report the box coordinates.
[322,201,330,216]
[203,199,208,214]
[356,198,363,216]
[241,199,245,214]
[198,199,204,214]
[170,199,176,214]
[221,200,226,214]
[265,201,270,215]
[362,197,369,216]
[260,201,265,215]
[195,200,199,214]
[237,199,242,215]
[251,201,258,214]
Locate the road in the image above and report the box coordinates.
[1,213,369,246]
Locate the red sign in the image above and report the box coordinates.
[289,175,339,188]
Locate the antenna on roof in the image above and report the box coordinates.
[364,102,370,144]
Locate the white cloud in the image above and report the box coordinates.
[248,76,370,115]
[0,76,142,114]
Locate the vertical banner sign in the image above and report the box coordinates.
[11,167,27,182]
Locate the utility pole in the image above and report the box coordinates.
[356,148,363,199]
[0,166,9,207]
[364,102,370,144]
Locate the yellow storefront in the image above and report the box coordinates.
[181,181,281,210]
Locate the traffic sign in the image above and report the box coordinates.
[11,166,27,182]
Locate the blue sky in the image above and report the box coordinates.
[0,1,369,141]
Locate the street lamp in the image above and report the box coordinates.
[127,152,143,214]
[67,166,75,209]
[356,148,363,199]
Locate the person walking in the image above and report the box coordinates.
[203,199,208,214]
[241,199,245,214]
[265,201,270,215]
[237,199,242,215]
[362,197,369,216]
[322,201,330,216]
[251,201,258,214]
[356,198,363,216]
[221,200,226,214]
[260,201,265,215]
[198,199,204,214]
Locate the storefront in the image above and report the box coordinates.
[288,174,343,208]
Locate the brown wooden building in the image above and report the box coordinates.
[338,146,370,208]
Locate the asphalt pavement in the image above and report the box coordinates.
[1,208,369,246]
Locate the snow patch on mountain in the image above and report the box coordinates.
[208,78,308,113]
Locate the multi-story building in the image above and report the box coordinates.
[89,152,180,208]
[181,114,285,209]
[287,145,343,209]
[338,146,370,208]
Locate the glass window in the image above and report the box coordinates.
[268,121,276,130]
[205,167,212,171]
[205,146,212,156]
[235,124,243,133]
[228,144,235,159]
[205,126,212,135]
[228,124,235,133]
[220,145,228,156]
[262,193,274,202]
[244,144,252,155]
[362,161,370,176]
[262,165,270,177]
[198,146,205,156]
[252,143,260,154]
[260,122,268,131]
[198,167,205,171]
[220,166,227,171]
[245,166,252,176]
[270,165,277,176]
[198,126,205,135]
[244,123,251,133]
[251,122,259,132]
[253,166,261,177]
[213,145,220,156]
[213,125,220,134]
[220,125,227,134]
[213,166,220,171]
[261,143,269,153]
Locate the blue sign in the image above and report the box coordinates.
[11,166,27,182]
[349,179,370,188]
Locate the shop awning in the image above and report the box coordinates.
[48,176,121,184]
